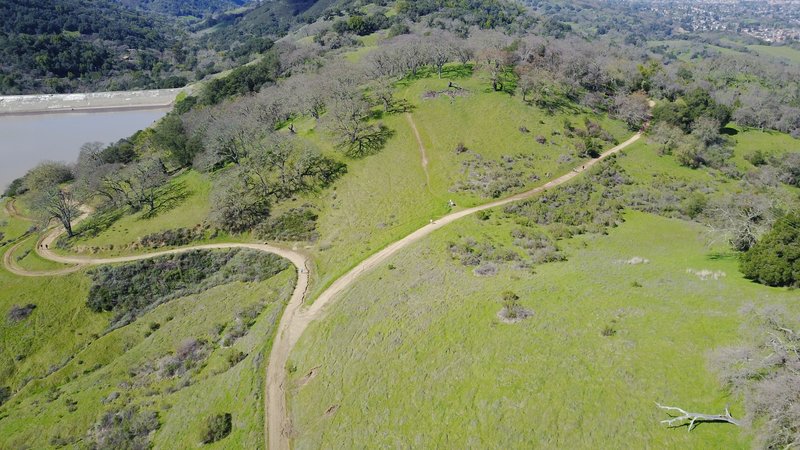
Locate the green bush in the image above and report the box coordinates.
[0,386,10,406]
[202,413,232,444]
[255,207,318,242]
[740,213,800,287]
[86,250,289,326]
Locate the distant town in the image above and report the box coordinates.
[647,0,800,42]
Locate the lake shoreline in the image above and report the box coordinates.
[0,88,186,116]
[0,103,172,117]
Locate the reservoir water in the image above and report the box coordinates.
[0,109,168,191]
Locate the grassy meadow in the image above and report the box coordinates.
[0,258,295,448]
[1,41,798,449]
[2,197,295,448]
[284,123,800,448]
[299,68,633,301]
[287,209,797,449]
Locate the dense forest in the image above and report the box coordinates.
[0,0,338,94]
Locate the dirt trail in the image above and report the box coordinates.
[4,213,310,450]
[266,130,642,449]
[405,113,431,186]
[4,199,32,221]
[5,129,642,450]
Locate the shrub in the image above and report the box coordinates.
[680,192,708,219]
[453,153,538,198]
[740,213,800,287]
[498,290,532,322]
[158,338,208,378]
[473,262,499,277]
[500,291,520,316]
[511,229,565,264]
[745,150,768,166]
[86,250,289,326]
[7,303,36,323]
[504,160,627,236]
[139,227,206,248]
[88,406,160,450]
[255,207,319,242]
[222,303,265,346]
[202,413,232,444]
[228,351,247,367]
[0,386,10,406]
[454,142,468,154]
[601,325,617,337]
[3,178,25,197]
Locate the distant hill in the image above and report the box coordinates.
[0,0,181,94]
[0,0,334,94]
[114,0,248,17]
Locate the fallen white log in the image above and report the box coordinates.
[656,403,742,432]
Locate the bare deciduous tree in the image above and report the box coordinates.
[612,92,652,131]
[123,158,169,213]
[369,76,396,112]
[425,32,457,78]
[325,94,387,157]
[31,185,80,237]
[706,193,777,251]
[710,307,800,448]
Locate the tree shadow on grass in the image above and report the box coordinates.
[706,251,738,261]
[340,126,395,159]
[370,101,416,120]
[141,181,190,220]
[441,64,474,79]
[72,208,125,240]
[394,64,473,89]
[389,99,415,114]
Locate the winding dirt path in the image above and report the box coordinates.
[5,129,642,450]
[4,214,310,450]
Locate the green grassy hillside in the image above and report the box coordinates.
[286,209,795,448]
[2,197,296,447]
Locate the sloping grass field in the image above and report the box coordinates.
[2,61,798,449]
[1,196,297,448]
[287,209,797,449]
[284,126,800,448]
[0,263,295,448]
[301,70,632,301]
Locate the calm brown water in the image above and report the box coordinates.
[0,109,168,191]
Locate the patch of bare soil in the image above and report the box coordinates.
[324,404,339,418]
[297,366,320,388]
